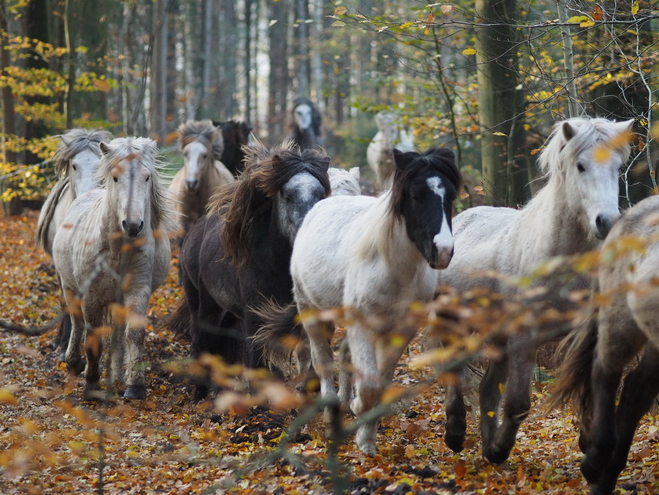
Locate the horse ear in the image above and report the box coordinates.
[616,119,635,134]
[349,167,360,181]
[99,141,111,156]
[562,122,576,141]
[393,148,416,171]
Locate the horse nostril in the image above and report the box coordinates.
[122,220,127,230]
[595,215,612,238]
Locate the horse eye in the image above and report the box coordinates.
[72,164,77,171]
[577,162,585,173]
[145,176,150,182]
[113,177,118,182]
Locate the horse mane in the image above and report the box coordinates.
[178,120,224,162]
[209,141,331,265]
[291,96,322,137]
[96,137,178,233]
[537,117,632,178]
[355,147,462,262]
[53,128,113,177]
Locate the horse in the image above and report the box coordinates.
[550,194,659,495]
[257,147,462,454]
[36,128,113,357]
[328,167,361,196]
[288,97,323,150]
[169,120,235,240]
[212,119,253,177]
[169,142,331,400]
[367,112,415,190]
[435,117,633,464]
[52,137,176,400]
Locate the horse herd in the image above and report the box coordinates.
[30,108,658,494]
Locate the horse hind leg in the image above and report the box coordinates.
[443,370,467,453]
[591,344,659,495]
[82,305,105,401]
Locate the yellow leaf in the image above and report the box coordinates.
[331,20,346,27]
[631,1,639,15]
[567,15,590,24]
[93,79,111,92]
[400,21,415,29]
[487,411,496,417]
[0,388,18,405]
[462,48,477,56]
[492,131,507,137]
[580,19,595,28]
[593,146,612,164]
[334,6,347,15]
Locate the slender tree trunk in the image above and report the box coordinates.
[63,0,74,128]
[268,0,289,142]
[0,1,16,165]
[150,0,167,143]
[221,0,238,118]
[244,0,252,123]
[474,0,528,206]
[295,0,309,96]
[312,0,323,105]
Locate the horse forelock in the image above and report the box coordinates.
[178,120,224,160]
[539,117,632,177]
[53,128,113,177]
[97,137,177,234]
[215,142,330,265]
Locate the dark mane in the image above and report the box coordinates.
[53,128,113,177]
[212,120,252,176]
[390,147,463,216]
[209,142,331,265]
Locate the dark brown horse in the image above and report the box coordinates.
[551,194,659,495]
[168,142,331,399]
[212,120,252,177]
[288,97,323,150]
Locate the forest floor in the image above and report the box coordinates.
[1,211,658,494]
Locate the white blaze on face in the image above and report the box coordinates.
[295,104,313,131]
[427,177,453,265]
[184,141,208,190]
[278,172,323,241]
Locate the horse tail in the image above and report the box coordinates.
[36,178,70,251]
[251,299,304,371]
[548,310,598,431]
[164,298,191,339]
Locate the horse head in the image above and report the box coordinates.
[178,120,223,191]
[391,147,462,269]
[274,149,331,243]
[100,138,159,238]
[543,118,633,241]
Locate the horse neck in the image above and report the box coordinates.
[295,128,316,149]
[522,177,594,257]
[356,195,425,275]
[244,205,293,269]
[197,160,223,208]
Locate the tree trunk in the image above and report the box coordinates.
[475,0,528,206]
[150,0,167,144]
[220,0,238,118]
[295,0,309,97]
[0,1,16,165]
[244,0,253,123]
[268,0,289,143]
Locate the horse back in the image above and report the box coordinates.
[37,179,74,256]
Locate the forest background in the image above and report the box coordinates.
[0,0,658,213]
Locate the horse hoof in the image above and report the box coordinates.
[580,455,603,484]
[124,385,147,400]
[484,445,511,464]
[83,385,103,402]
[444,431,465,453]
[66,359,85,376]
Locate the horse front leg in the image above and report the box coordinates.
[122,293,150,400]
[305,316,338,437]
[479,355,509,463]
[443,370,467,453]
[484,333,535,464]
[82,303,104,401]
[63,290,86,377]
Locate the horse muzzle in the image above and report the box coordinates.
[593,212,620,240]
[429,247,453,270]
[122,220,145,238]
[186,179,199,191]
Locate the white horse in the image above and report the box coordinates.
[437,117,633,464]
[328,167,361,196]
[169,120,234,239]
[290,147,461,454]
[367,112,415,190]
[53,137,177,400]
[37,128,113,256]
